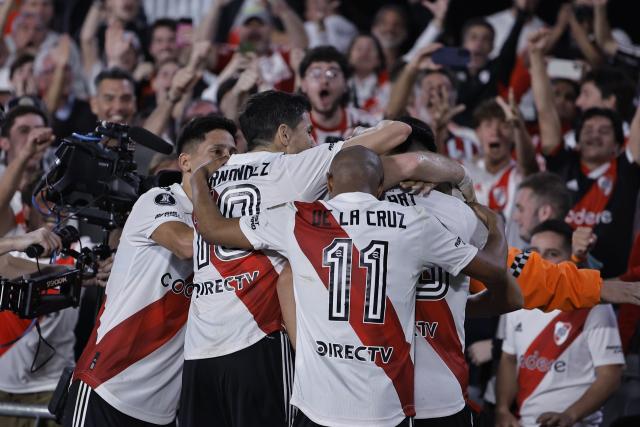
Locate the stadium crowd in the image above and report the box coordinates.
[1,0,640,426]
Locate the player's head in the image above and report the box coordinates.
[473,99,512,166]
[529,219,573,264]
[388,116,436,155]
[239,90,314,154]
[575,107,624,166]
[513,172,571,242]
[299,46,350,118]
[176,114,237,176]
[327,146,384,199]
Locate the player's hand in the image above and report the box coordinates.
[467,339,492,366]
[571,226,597,261]
[194,156,229,179]
[456,172,477,203]
[496,408,520,427]
[399,180,437,196]
[537,411,575,427]
[14,227,62,254]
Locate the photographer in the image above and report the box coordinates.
[63,115,237,426]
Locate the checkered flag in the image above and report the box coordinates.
[509,250,532,278]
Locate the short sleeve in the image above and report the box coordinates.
[127,189,190,244]
[283,140,345,201]
[239,204,292,254]
[586,305,625,367]
[418,210,479,276]
[501,312,517,355]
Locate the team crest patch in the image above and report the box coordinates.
[554,321,572,346]
[492,187,506,207]
[598,175,613,196]
[155,193,176,206]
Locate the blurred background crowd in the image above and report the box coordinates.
[2,0,640,425]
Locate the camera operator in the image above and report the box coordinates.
[62,115,237,426]
[0,228,72,427]
[0,102,54,237]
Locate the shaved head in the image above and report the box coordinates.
[327,146,384,198]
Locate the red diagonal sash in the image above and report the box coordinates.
[565,159,617,229]
[293,201,415,416]
[488,165,515,212]
[516,309,591,408]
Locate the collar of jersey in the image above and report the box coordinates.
[329,191,379,202]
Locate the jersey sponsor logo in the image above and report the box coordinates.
[606,345,623,354]
[209,162,270,187]
[553,321,572,346]
[248,214,260,230]
[191,271,259,298]
[316,340,394,364]
[155,211,180,219]
[415,321,438,338]
[384,192,417,207]
[515,322,523,332]
[154,193,176,206]
[565,208,612,226]
[160,273,195,298]
[518,351,566,373]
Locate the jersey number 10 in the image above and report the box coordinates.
[323,238,389,324]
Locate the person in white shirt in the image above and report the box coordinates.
[62,115,239,427]
[190,144,517,427]
[496,220,624,427]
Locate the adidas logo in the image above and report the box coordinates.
[515,323,523,332]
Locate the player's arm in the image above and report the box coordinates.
[190,161,253,250]
[460,204,523,313]
[150,222,194,260]
[277,263,297,350]
[495,351,520,427]
[466,274,522,318]
[380,151,467,192]
[342,120,412,155]
[537,364,622,427]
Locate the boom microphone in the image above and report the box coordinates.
[128,126,174,154]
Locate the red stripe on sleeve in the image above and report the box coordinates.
[293,201,415,416]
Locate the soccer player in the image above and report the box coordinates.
[63,116,238,427]
[190,145,518,426]
[496,220,624,427]
[180,91,474,427]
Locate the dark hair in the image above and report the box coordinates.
[9,54,35,80]
[151,18,177,36]
[461,17,495,41]
[1,105,48,137]
[472,99,505,128]
[347,34,386,75]
[581,67,636,121]
[176,114,237,154]
[575,107,624,146]
[94,67,136,89]
[390,116,436,155]
[299,46,351,80]
[530,219,573,252]
[238,90,310,150]
[518,172,572,219]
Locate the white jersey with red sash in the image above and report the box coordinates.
[503,306,624,427]
[349,72,390,120]
[185,141,347,360]
[384,189,487,418]
[463,158,521,220]
[445,125,480,162]
[73,183,193,424]
[238,193,478,426]
[311,106,376,144]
